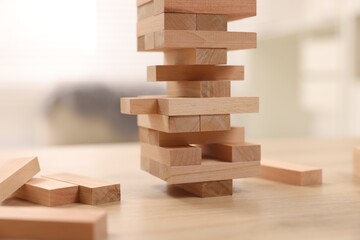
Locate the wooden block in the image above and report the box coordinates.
[137,0,152,7]
[121,97,158,115]
[197,14,227,31]
[0,207,107,240]
[138,114,200,133]
[354,147,360,178]
[200,115,231,131]
[202,142,261,162]
[0,157,40,202]
[141,143,201,166]
[137,1,154,20]
[175,180,233,197]
[148,65,244,81]
[139,127,245,146]
[151,0,256,21]
[142,30,256,51]
[14,177,79,207]
[164,48,227,65]
[167,81,231,97]
[44,173,120,205]
[260,159,322,186]
[137,13,196,36]
[141,156,260,184]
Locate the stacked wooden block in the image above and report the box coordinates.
[121,0,260,197]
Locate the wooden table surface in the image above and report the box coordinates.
[1,138,360,240]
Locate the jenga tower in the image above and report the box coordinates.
[121,0,260,197]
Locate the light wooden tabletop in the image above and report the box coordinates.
[1,138,360,240]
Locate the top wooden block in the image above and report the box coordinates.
[137,0,256,21]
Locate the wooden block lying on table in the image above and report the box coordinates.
[137,13,196,36]
[167,81,231,97]
[200,115,231,131]
[164,48,227,65]
[176,180,233,197]
[139,30,256,51]
[353,147,360,178]
[202,142,261,162]
[0,207,107,240]
[141,156,260,184]
[0,157,40,202]
[139,127,245,146]
[137,0,256,21]
[44,173,120,205]
[148,65,244,81]
[260,159,322,186]
[197,14,227,31]
[14,177,79,207]
[138,114,200,133]
[141,143,201,166]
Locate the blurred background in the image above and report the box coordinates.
[0,0,359,147]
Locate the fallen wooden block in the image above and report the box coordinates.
[202,143,260,162]
[139,127,245,146]
[175,180,233,197]
[260,159,322,186]
[164,48,227,65]
[0,207,107,240]
[0,157,40,202]
[147,65,244,82]
[138,30,257,51]
[44,173,120,205]
[167,81,231,98]
[138,114,200,133]
[354,147,360,178]
[141,156,260,184]
[14,177,79,207]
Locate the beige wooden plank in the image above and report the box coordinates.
[167,81,231,97]
[0,207,107,240]
[137,0,152,7]
[137,1,154,20]
[197,14,227,31]
[200,115,231,132]
[44,173,120,205]
[260,159,322,186]
[175,180,233,197]
[354,147,360,178]
[137,13,196,36]
[202,142,261,162]
[147,65,244,81]
[164,48,227,65]
[121,97,158,115]
[0,157,40,202]
[138,114,200,133]
[14,177,79,207]
[141,143,201,166]
[141,156,260,184]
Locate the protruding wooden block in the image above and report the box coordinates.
[44,173,120,205]
[14,177,79,207]
[138,114,200,133]
[354,147,360,178]
[141,156,260,184]
[202,143,260,162]
[141,143,201,166]
[0,157,40,202]
[121,97,158,115]
[137,13,196,36]
[175,180,233,197]
[196,14,227,31]
[164,48,227,65]
[139,127,245,146]
[148,65,244,82]
[260,159,322,186]
[138,30,256,51]
[200,115,231,131]
[0,207,107,240]
[167,81,231,97]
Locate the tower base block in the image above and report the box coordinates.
[175,180,233,198]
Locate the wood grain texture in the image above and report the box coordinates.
[354,147,360,178]
[141,143,201,166]
[260,159,322,186]
[137,1,154,20]
[137,13,196,36]
[44,173,120,205]
[0,207,107,240]
[164,48,227,65]
[196,14,227,31]
[202,143,261,162]
[121,97,158,115]
[167,81,231,97]
[141,156,260,184]
[147,65,244,81]
[138,114,200,133]
[200,115,231,131]
[0,157,40,202]
[138,30,256,51]
[14,177,79,207]
[175,180,232,197]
